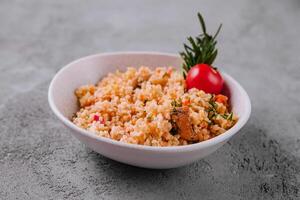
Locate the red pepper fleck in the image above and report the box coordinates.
[93,115,99,121]
[182,99,191,106]
[100,119,105,124]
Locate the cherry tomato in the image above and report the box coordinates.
[186,64,224,94]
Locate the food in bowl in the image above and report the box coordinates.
[72,12,238,147]
[73,66,238,146]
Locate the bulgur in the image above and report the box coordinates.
[72,66,237,146]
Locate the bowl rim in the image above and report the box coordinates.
[48,51,251,152]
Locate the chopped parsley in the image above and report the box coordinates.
[171,98,182,107]
[207,95,218,121]
[228,112,233,120]
[221,112,233,120]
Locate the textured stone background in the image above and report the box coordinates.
[0,0,299,199]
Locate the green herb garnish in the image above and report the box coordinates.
[228,112,233,121]
[221,112,233,120]
[180,12,222,78]
[221,113,228,119]
[171,98,182,107]
[208,95,217,109]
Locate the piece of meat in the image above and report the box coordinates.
[170,106,199,142]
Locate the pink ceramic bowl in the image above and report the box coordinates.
[48,52,251,169]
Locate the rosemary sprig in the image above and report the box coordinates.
[180,12,222,78]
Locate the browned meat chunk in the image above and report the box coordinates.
[170,106,199,142]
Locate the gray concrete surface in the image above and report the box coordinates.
[0,0,299,199]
